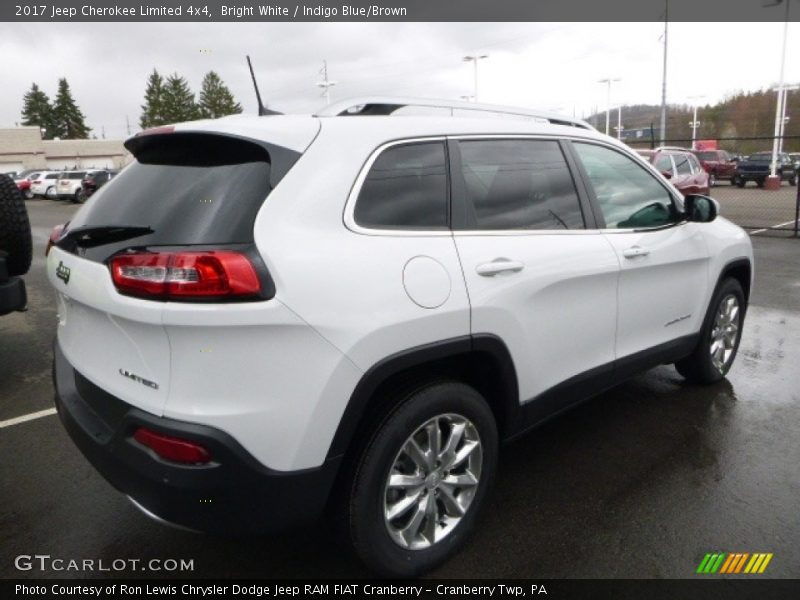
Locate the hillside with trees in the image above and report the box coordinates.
[590,87,800,154]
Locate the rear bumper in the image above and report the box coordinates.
[53,340,341,535]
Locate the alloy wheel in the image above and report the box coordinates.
[383,413,482,550]
[710,294,740,373]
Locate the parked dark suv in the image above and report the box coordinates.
[79,169,119,202]
[733,152,797,187]
[692,149,737,186]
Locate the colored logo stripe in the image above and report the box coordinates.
[698,552,773,574]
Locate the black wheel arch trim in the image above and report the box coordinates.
[325,334,519,461]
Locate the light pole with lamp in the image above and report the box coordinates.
[463,55,488,102]
[598,78,621,136]
[688,95,705,149]
[763,0,793,189]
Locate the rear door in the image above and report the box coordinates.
[570,141,710,362]
[451,137,619,406]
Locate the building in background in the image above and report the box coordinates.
[0,127,132,173]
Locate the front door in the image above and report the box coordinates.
[570,141,711,361]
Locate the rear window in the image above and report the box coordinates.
[46,173,58,179]
[67,133,298,256]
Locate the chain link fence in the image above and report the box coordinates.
[624,135,800,237]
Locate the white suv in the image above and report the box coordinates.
[47,97,753,576]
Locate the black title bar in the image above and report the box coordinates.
[3,0,800,22]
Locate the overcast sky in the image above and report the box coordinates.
[1,21,798,139]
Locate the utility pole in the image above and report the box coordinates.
[463,55,488,102]
[660,0,669,144]
[125,115,131,136]
[101,125,106,140]
[316,60,337,105]
[598,78,620,136]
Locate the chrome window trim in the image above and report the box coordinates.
[344,133,684,237]
[343,136,451,237]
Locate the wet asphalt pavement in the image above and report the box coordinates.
[1,200,798,579]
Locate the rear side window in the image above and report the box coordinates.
[673,154,692,176]
[67,133,297,256]
[458,139,584,230]
[654,154,673,173]
[354,142,448,230]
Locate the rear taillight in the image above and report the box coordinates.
[45,223,66,256]
[133,427,211,464]
[32,180,42,184]
[109,250,261,300]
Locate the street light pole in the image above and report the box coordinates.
[598,78,620,136]
[688,95,705,149]
[769,0,791,178]
[463,55,488,102]
[660,0,669,144]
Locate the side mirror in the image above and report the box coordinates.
[660,170,673,179]
[684,194,718,223]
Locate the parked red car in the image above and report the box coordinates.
[636,147,710,197]
[692,149,737,186]
[14,177,32,199]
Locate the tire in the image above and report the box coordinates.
[756,178,765,188]
[734,176,745,188]
[343,381,498,577]
[45,186,56,199]
[675,278,746,384]
[75,189,87,204]
[0,174,33,277]
[790,174,797,187]
[23,188,33,200]
[708,173,716,187]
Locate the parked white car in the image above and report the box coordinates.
[30,171,61,198]
[47,97,753,576]
[55,171,88,201]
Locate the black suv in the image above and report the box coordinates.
[733,152,797,187]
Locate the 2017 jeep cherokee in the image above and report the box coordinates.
[48,97,753,576]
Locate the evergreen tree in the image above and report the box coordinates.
[20,83,54,139]
[139,69,166,128]
[161,73,198,123]
[197,71,243,119]
[50,78,91,139]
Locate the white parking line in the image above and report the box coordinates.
[0,408,57,429]
[749,220,797,235]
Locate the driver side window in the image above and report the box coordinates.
[573,142,679,229]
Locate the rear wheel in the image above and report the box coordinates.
[343,381,498,576]
[790,174,797,186]
[756,178,765,188]
[0,174,33,276]
[45,186,56,199]
[708,172,716,187]
[676,278,745,384]
[734,176,745,188]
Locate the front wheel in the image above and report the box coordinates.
[675,278,745,384]
[789,174,797,186]
[734,176,745,188]
[344,381,498,576]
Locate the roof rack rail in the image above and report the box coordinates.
[654,145,692,152]
[314,96,594,130]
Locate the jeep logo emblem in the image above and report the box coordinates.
[56,261,71,284]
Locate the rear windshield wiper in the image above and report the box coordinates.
[60,224,154,248]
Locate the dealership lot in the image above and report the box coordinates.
[1,199,799,579]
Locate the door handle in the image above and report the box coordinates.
[476,259,525,276]
[622,246,650,259]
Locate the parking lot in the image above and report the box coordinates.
[713,183,799,234]
[1,198,799,579]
